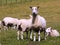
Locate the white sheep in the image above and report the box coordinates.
[17,15,32,40]
[30,6,46,41]
[2,17,19,30]
[46,27,60,37]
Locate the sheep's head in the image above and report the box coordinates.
[46,27,52,33]
[30,6,39,15]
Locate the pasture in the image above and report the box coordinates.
[0,0,60,45]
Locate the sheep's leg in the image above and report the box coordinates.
[21,31,23,40]
[3,26,6,30]
[12,26,16,30]
[44,30,46,40]
[38,30,40,41]
[46,32,49,37]
[26,31,28,39]
[30,30,33,40]
[0,29,1,32]
[4,26,8,30]
[17,31,20,40]
[33,32,36,41]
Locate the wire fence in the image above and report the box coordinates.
[0,0,32,6]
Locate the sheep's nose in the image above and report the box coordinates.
[32,12,37,15]
[33,12,36,15]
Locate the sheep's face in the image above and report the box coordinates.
[30,6,39,15]
[30,6,39,24]
[46,27,52,33]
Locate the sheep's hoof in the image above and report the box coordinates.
[21,38,24,40]
[21,39,24,41]
[30,39,33,41]
[38,39,40,42]
[38,40,40,42]
[33,39,36,42]
[17,38,19,40]
[44,38,46,40]
[33,40,35,42]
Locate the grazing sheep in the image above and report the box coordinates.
[17,15,32,40]
[30,6,46,41]
[2,17,19,30]
[46,27,60,37]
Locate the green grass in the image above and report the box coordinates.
[0,0,60,45]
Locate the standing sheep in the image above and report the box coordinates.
[30,6,46,41]
[17,15,32,40]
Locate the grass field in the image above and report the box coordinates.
[0,0,60,45]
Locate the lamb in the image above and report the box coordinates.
[46,27,60,37]
[17,15,32,40]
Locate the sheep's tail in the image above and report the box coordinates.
[2,21,5,26]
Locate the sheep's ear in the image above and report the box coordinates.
[50,27,51,28]
[50,27,52,31]
[30,6,32,9]
[37,6,39,9]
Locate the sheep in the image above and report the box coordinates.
[0,21,2,32]
[46,27,60,37]
[17,15,32,40]
[2,17,19,30]
[30,6,46,41]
